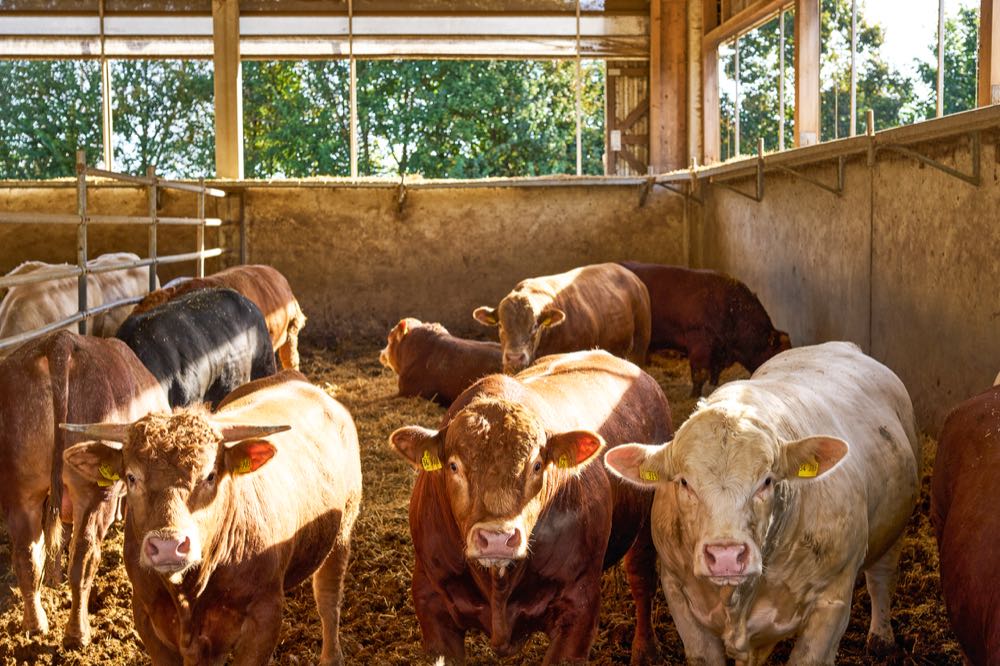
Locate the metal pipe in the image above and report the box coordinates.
[0,266,83,290]
[575,0,583,175]
[157,248,225,265]
[779,9,785,151]
[734,37,741,156]
[850,0,857,136]
[82,166,227,197]
[76,150,88,335]
[99,0,113,171]
[197,177,206,278]
[0,295,143,353]
[147,165,158,292]
[349,0,358,179]
[937,0,945,117]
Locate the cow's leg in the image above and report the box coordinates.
[686,337,713,398]
[6,501,49,634]
[661,575,725,665]
[133,599,182,666]
[64,489,118,647]
[864,535,904,657]
[542,574,602,664]
[624,521,659,665]
[313,535,351,666]
[229,589,284,665]
[279,311,304,370]
[413,564,466,664]
[787,574,854,665]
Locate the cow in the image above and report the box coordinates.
[61,370,362,665]
[116,287,276,408]
[0,253,154,349]
[0,331,168,647]
[390,350,673,664]
[932,383,1000,664]
[618,261,791,396]
[132,264,307,370]
[605,341,920,664]
[472,262,651,374]
[379,317,502,406]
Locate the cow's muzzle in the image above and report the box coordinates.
[142,530,201,574]
[502,351,531,374]
[701,541,754,584]
[468,525,525,568]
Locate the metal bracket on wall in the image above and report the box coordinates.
[638,177,653,207]
[877,131,981,187]
[771,156,845,196]
[711,143,765,203]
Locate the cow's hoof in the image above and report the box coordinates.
[866,633,903,664]
[22,614,49,636]
[63,631,91,649]
[629,641,659,665]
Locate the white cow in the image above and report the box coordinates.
[0,253,154,348]
[605,341,920,664]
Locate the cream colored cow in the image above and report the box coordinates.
[605,341,920,664]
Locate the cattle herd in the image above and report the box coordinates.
[0,257,995,664]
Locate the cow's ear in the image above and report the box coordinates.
[545,430,605,471]
[779,436,848,481]
[223,439,277,476]
[604,442,671,486]
[390,426,445,472]
[538,308,565,329]
[63,441,124,487]
[772,330,792,352]
[473,307,499,327]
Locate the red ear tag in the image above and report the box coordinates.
[400,320,410,335]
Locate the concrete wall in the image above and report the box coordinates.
[695,129,1000,431]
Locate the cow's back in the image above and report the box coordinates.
[397,327,502,404]
[0,266,102,340]
[718,342,920,565]
[91,253,153,337]
[932,386,1000,664]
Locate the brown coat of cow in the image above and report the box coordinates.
[390,350,672,664]
[473,262,651,374]
[932,385,1000,665]
[619,261,791,396]
[132,264,306,369]
[62,370,362,665]
[379,317,502,406]
[0,331,168,647]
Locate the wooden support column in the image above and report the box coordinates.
[703,43,720,164]
[794,0,820,146]
[981,0,1000,105]
[212,0,243,179]
[688,0,704,165]
[650,0,688,172]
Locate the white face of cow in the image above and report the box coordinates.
[473,296,565,374]
[605,411,848,587]
[61,416,286,585]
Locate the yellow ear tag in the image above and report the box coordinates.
[234,457,252,475]
[97,463,119,487]
[640,468,659,482]
[421,449,442,472]
[798,460,819,478]
[557,455,570,469]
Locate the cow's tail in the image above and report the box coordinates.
[44,333,74,583]
[284,298,307,371]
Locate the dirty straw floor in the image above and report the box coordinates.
[0,342,963,665]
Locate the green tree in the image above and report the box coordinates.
[111,59,215,178]
[0,60,102,179]
[916,5,979,118]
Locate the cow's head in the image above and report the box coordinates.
[61,414,288,585]
[380,317,423,373]
[605,409,847,586]
[473,295,565,373]
[391,398,602,572]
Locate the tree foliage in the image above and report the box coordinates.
[917,5,979,118]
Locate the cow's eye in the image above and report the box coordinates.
[764,477,772,487]
[449,461,458,473]
[126,473,136,487]
[680,478,688,487]
[205,471,216,483]
[533,461,542,473]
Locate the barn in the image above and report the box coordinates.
[0,0,997,663]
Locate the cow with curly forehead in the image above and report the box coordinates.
[391,350,672,664]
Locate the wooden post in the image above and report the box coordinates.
[794,0,820,146]
[981,0,1000,105]
[650,0,688,172]
[703,42,720,164]
[688,0,704,165]
[212,0,243,179]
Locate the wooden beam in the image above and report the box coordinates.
[703,41,720,163]
[703,0,789,48]
[981,0,1000,105]
[688,0,704,165]
[794,0,819,147]
[212,0,243,179]
[650,0,687,172]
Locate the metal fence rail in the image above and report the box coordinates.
[0,151,228,353]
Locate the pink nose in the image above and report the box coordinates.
[503,352,530,372]
[473,528,523,558]
[704,542,749,576]
[144,535,192,567]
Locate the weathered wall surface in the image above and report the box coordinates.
[1,182,685,342]
[244,184,686,340]
[696,130,1000,431]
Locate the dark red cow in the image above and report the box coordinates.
[61,370,362,664]
[0,331,168,647]
[932,383,1000,664]
[619,261,791,395]
[390,350,672,664]
[379,317,502,406]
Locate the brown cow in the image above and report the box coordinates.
[932,383,1000,664]
[473,262,651,374]
[0,331,168,647]
[619,261,791,396]
[390,350,672,664]
[133,264,306,370]
[379,317,502,405]
[62,370,362,665]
